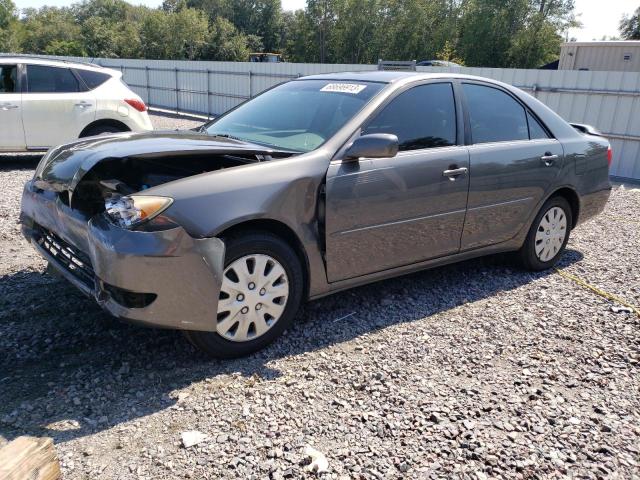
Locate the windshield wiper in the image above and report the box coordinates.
[209,133,246,142]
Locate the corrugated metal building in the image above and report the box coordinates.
[559,41,640,72]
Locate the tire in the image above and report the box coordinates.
[81,125,127,137]
[184,231,304,358]
[518,196,572,271]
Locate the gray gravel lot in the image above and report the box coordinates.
[1,114,639,478]
[148,110,205,131]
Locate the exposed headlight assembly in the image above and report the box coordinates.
[105,195,173,229]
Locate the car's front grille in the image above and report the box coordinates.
[34,225,95,290]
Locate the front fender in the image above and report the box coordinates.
[147,151,333,297]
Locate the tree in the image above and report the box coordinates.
[620,7,640,40]
[281,9,316,62]
[205,16,251,60]
[140,7,209,59]
[329,0,380,63]
[3,0,580,67]
[457,0,576,68]
[19,7,86,56]
[81,16,142,58]
[0,0,21,52]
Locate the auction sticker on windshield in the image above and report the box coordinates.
[320,83,367,94]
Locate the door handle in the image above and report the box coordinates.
[541,153,558,166]
[75,102,93,108]
[442,167,468,180]
[0,103,18,110]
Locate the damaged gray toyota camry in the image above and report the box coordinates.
[21,71,612,358]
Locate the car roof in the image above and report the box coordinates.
[298,70,508,87]
[0,55,115,74]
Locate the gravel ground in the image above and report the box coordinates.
[147,110,204,131]
[1,115,639,479]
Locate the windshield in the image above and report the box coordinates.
[205,79,385,152]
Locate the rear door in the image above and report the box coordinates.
[460,82,563,250]
[0,63,26,151]
[22,64,96,149]
[324,82,469,282]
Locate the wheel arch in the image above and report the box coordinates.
[548,186,580,229]
[79,119,130,137]
[217,218,311,300]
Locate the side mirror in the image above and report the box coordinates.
[344,134,399,160]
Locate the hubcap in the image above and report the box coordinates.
[217,254,289,342]
[534,206,567,262]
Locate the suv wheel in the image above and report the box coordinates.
[184,231,304,358]
[81,125,127,137]
[518,196,572,271]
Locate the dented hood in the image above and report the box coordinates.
[34,131,287,193]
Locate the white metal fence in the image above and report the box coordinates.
[32,56,640,181]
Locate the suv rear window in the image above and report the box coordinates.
[27,65,80,93]
[75,69,111,90]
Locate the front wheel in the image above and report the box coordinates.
[184,231,304,358]
[518,196,572,271]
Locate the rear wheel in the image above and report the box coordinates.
[81,125,127,137]
[518,196,572,271]
[184,231,304,358]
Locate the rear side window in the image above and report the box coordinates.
[527,111,550,139]
[364,83,457,151]
[0,65,17,93]
[463,83,528,144]
[75,69,111,90]
[27,65,80,93]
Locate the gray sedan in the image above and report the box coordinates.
[20,71,612,358]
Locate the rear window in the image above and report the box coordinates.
[527,111,550,139]
[0,65,17,93]
[463,83,529,144]
[27,65,80,93]
[75,69,111,90]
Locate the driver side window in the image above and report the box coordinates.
[363,83,457,151]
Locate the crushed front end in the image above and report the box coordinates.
[21,180,225,331]
[16,135,275,332]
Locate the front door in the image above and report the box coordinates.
[459,82,564,250]
[22,64,96,149]
[325,82,469,282]
[0,63,25,151]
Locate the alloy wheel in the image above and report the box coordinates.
[217,254,289,342]
[534,206,567,262]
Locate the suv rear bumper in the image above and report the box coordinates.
[20,181,225,332]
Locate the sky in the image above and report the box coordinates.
[15,0,634,42]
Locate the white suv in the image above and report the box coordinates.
[0,56,153,152]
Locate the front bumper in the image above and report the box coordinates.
[20,181,225,332]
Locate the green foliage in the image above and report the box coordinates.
[205,16,251,60]
[19,7,85,55]
[436,40,464,65]
[2,0,577,68]
[0,0,21,52]
[620,7,640,40]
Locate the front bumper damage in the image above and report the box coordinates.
[20,181,225,332]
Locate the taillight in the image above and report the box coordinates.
[607,146,612,167]
[124,98,147,112]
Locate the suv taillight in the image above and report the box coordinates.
[124,98,147,112]
[607,146,612,167]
